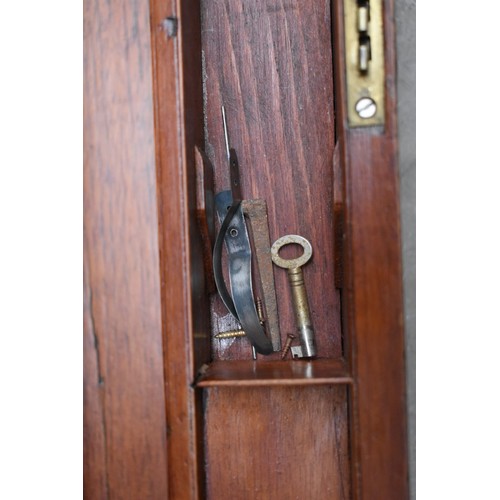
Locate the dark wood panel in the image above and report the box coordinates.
[83,259,107,500]
[149,0,209,497]
[333,0,409,498]
[83,0,168,497]
[346,131,408,499]
[202,0,342,360]
[204,386,351,499]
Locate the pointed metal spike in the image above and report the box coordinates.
[221,105,230,161]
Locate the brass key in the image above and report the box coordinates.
[271,235,316,358]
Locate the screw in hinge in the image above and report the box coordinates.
[214,329,246,339]
[280,333,296,360]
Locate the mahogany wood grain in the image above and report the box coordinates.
[83,262,107,499]
[83,0,409,497]
[195,146,216,294]
[201,0,342,361]
[333,0,409,498]
[149,0,210,497]
[204,386,351,500]
[333,141,345,290]
[197,359,352,387]
[83,0,168,497]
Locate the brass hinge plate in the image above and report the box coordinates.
[344,0,385,127]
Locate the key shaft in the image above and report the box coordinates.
[287,266,316,357]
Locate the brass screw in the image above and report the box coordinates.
[255,297,266,324]
[280,333,296,360]
[214,329,246,339]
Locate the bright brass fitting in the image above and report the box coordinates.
[214,329,246,339]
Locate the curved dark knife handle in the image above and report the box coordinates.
[213,191,273,355]
[212,200,240,319]
[229,148,242,202]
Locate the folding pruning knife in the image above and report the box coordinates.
[212,106,273,355]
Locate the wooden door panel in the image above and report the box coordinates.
[83,0,168,497]
[204,386,350,500]
[202,0,342,361]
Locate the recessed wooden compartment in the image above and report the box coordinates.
[202,0,342,365]
[186,0,352,499]
[190,1,353,497]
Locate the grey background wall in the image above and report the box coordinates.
[395,0,416,498]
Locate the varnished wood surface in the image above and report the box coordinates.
[333,0,409,497]
[83,0,409,497]
[202,0,342,361]
[83,0,168,497]
[204,386,351,499]
[197,359,351,387]
[333,141,345,290]
[195,146,216,294]
[149,0,209,497]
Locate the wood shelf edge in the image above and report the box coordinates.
[196,358,352,388]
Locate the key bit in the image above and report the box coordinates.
[271,235,316,358]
